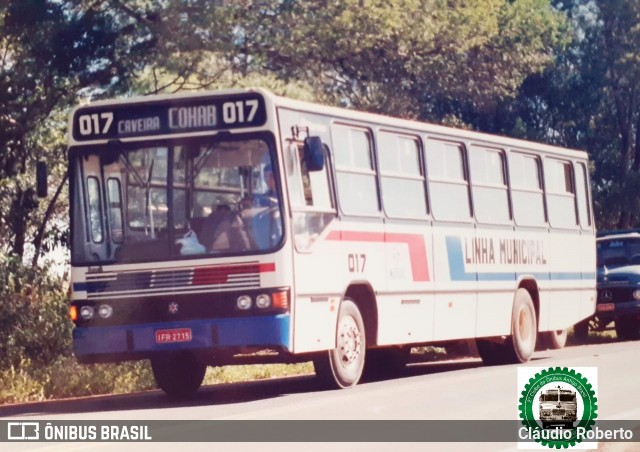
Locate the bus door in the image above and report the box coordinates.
[278,109,338,353]
[76,154,109,263]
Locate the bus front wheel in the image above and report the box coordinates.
[314,298,366,389]
[151,352,207,399]
[477,288,537,365]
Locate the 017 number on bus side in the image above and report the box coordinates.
[348,253,367,273]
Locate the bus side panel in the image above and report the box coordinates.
[579,230,597,321]
[432,224,478,341]
[376,222,435,345]
[545,229,584,330]
[290,220,387,352]
[475,227,516,338]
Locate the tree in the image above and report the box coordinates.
[498,0,640,229]
[0,0,154,262]
[232,0,567,122]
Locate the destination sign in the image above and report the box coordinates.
[71,93,267,142]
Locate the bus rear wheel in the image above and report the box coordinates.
[537,329,568,350]
[151,352,207,399]
[477,288,537,365]
[314,298,366,389]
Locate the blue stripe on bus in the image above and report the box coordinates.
[445,236,478,282]
[445,236,593,282]
[72,314,290,357]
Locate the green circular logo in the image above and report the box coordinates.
[519,367,598,449]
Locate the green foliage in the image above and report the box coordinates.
[0,259,155,404]
[496,0,640,229]
[233,0,568,119]
[0,257,70,369]
[0,0,155,260]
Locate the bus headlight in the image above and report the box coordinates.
[633,290,640,300]
[256,294,271,309]
[80,305,95,320]
[237,295,252,310]
[98,304,113,319]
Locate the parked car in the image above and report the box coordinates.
[575,231,640,340]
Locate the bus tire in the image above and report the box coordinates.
[363,346,410,381]
[477,288,537,365]
[151,352,207,399]
[313,298,366,389]
[537,329,568,350]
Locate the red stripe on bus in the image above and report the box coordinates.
[192,263,276,285]
[326,230,430,282]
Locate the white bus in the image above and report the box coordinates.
[67,88,596,396]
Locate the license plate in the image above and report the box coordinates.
[597,303,615,312]
[155,328,192,344]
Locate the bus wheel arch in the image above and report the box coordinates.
[344,283,378,348]
[519,279,568,350]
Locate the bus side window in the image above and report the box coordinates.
[378,132,428,218]
[469,146,510,224]
[544,158,578,229]
[332,125,378,216]
[509,152,546,227]
[425,139,471,222]
[575,162,592,229]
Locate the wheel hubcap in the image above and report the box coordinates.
[518,306,534,352]
[337,314,361,367]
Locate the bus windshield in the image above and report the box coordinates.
[71,136,283,265]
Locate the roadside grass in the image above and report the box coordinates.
[566,326,619,346]
[204,362,314,385]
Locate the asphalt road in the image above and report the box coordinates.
[2,339,640,451]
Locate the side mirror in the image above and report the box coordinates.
[36,161,48,198]
[304,136,324,172]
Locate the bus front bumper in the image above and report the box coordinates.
[72,314,290,364]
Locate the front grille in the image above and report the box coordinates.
[597,287,635,303]
[552,409,565,415]
[71,287,289,327]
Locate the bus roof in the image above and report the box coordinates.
[69,87,587,159]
